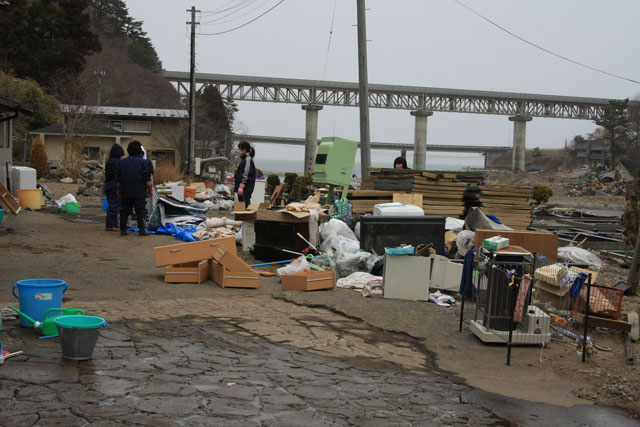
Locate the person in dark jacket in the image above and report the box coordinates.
[234,141,256,209]
[104,143,125,231]
[117,140,152,236]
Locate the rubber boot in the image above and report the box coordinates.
[120,213,128,236]
[138,219,148,236]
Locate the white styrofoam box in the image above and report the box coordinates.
[429,255,463,292]
[373,202,424,217]
[11,166,37,193]
[241,221,256,252]
[383,254,430,301]
[171,185,185,201]
[522,305,551,335]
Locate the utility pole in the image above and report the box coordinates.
[563,139,568,171]
[356,0,371,180]
[187,6,200,176]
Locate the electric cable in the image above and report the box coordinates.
[452,0,640,85]
[321,0,338,80]
[201,0,271,27]
[200,0,250,15]
[197,0,286,36]
[200,0,259,25]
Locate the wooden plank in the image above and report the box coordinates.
[573,313,631,332]
[393,192,423,207]
[474,229,557,260]
[348,190,394,198]
[423,200,464,206]
[0,181,21,214]
[421,171,439,179]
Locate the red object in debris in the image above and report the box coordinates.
[1,349,8,356]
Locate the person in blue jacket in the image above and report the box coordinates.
[117,140,152,236]
[234,141,256,208]
[104,143,124,232]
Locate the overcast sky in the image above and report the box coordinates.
[126,0,640,163]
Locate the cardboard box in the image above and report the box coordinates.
[154,236,237,267]
[281,269,336,291]
[233,203,269,221]
[210,260,260,288]
[184,182,206,200]
[483,236,509,251]
[164,260,209,283]
[256,208,309,223]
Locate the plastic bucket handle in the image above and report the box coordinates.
[44,307,85,319]
[13,281,68,298]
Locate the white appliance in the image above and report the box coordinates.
[373,202,424,217]
[171,185,185,202]
[470,305,551,344]
[429,255,463,292]
[383,254,430,301]
[11,166,37,194]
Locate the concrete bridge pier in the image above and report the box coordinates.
[302,104,323,174]
[400,148,407,159]
[509,115,532,171]
[411,110,433,170]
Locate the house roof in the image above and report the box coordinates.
[0,94,33,114]
[619,158,640,175]
[60,104,188,119]
[31,123,131,137]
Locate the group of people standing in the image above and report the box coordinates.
[103,140,258,235]
[104,140,153,236]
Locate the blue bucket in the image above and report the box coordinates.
[12,279,68,327]
[101,197,108,211]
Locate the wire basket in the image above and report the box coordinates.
[574,284,623,320]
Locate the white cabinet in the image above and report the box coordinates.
[11,166,37,194]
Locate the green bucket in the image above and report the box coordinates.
[64,202,81,214]
[0,208,4,222]
[55,315,106,360]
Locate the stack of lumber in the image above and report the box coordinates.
[348,190,393,213]
[352,169,485,217]
[464,184,532,229]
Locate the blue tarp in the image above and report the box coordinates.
[156,223,197,242]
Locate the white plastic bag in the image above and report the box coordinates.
[277,257,310,276]
[456,230,475,256]
[319,218,357,241]
[557,247,602,271]
[319,232,360,254]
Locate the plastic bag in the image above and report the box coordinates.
[456,230,475,256]
[319,232,360,254]
[335,251,378,278]
[277,257,310,276]
[310,254,336,271]
[557,247,602,271]
[354,221,361,240]
[336,272,383,289]
[319,218,357,241]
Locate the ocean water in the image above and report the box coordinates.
[254,143,484,176]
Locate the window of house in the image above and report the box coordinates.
[123,120,151,134]
[108,120,123,132]
[151,150,175,165]
[82,146,101,160]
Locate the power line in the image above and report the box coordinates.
[452,0,640,85]
[201,0,271,27]
[200,0,260,25]
[197,0,286,36]
[200,0,250,15]
[321,0,338,80]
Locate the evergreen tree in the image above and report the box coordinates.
[594,99,630,166]
[0,0,101,85]
[29,136,49,178]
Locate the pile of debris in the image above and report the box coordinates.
[76,161,105,197]
[564,172,625,197]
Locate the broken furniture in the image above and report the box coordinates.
[429,255,463,292]
[475,229,558,261]
[252,207,311,261]
[211,246,259,288]
[382,253,430,301]
[164,260,209,284]
[360,215,445,256]
[0,181,21,214]
[281,269,336,291]
[312,136,358,204]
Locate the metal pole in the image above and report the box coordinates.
[187,6,199,176]
[627,230,640,295]
[582,273,592,363]
[459,296,465,332]
[356,0,371,180]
